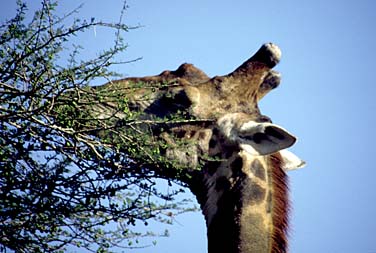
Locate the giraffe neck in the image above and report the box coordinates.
[196,150,289,253]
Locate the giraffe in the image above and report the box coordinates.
[67,43,305,253]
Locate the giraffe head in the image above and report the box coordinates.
[134,43,306,174]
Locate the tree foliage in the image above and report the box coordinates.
[0,1,196,252]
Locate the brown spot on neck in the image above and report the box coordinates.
[250,159,266,180]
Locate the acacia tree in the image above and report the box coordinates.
[0,1,196,252]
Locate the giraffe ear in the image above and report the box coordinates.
[238,122,297,156]
[279,149,306,171]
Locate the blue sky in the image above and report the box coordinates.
[2,0,376,252]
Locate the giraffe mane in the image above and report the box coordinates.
[270,153,290,253]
